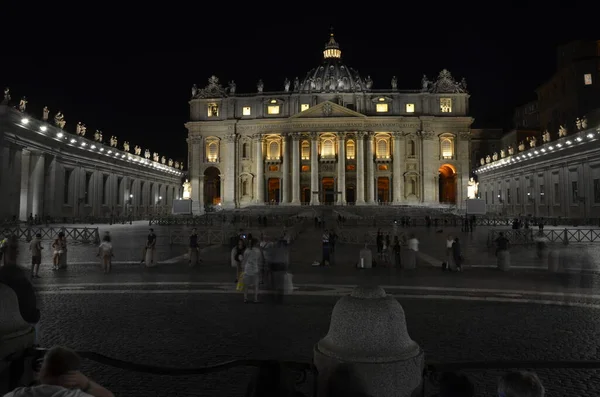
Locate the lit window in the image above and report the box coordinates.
[376,103,389,113]
[378,97,385,102]
[301,141,310,160]
[441,138,453,158]
[268,141,280,160]
[267,105,280,115]
[346,140,355,159]
[242,106,251,116]
[270,99,277,104]
[584,74,593,85]
[301,165,310,172]
[405,103,415,113]
[208,103,219,117]
[440,98,452,113]
[376,139,389,158]
[301,104,310,111]
[321,139,335,157]
[207,142,218,162]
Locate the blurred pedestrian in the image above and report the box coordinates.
[29,233,43,278]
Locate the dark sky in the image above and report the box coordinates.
[1,11,585,162]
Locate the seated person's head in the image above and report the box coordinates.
[39,346,80,385]
[438,371,474,397]
[498,371,544,397]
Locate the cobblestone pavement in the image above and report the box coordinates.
[35,286,600,396]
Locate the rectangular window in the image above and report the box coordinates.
[485,192,488,204]
[594,179,600,204]
[405,103,415,113]
[376,103,388,113]
[516,187,520,204]
[242,106,251,116]
[301,104,310,111]
[492,190,494,204]
[267,105,280,115]
[554,183,560,204]
[539,184,545,204]
[117,177,122,205]
[85,173,93,204]
[63,169,71,204]
[584,73,592,85]
[572,181,579,203]
[102,175,109,205]
[507,188,511,204]
[440,98,452,112]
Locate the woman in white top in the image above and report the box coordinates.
[242,238,263,303]
[97,234,114,274]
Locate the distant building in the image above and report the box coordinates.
[513,100,540,130]
[470,128,503,171]
[186,33,474,213]
[536,40,600,135]
[0,105,183,221]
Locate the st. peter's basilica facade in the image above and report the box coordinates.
[186,33,473,214]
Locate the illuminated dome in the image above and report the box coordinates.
[298,32,366,93]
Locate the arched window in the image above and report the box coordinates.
[346,140,355,159]
[376,139,389,158]
[301,140,310,160]
[242,142,249,158]
[268,141,280,160]
[207,142,218,162]
[322,139,334,157]
[440,138,453,159]
[408,140,416,157]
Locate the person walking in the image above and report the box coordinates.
[452,237,463,272]
[29,233,43,278]
[242,238,263,303]
[97,234,114,274]
[231,239,246,283]
[188,228,201,267]
[141,228,157,266]
[406,234,419,269]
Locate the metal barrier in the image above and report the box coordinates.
[0,226,100,244]
[487,228,600,247]
[9,347,600,397]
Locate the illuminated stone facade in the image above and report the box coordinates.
[186,34,473,213]
[0,105,183,221]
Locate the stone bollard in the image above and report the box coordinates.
[497,250,510,271]
[314,285,424,397]
[0,284,35,394]
[548,250,560,272]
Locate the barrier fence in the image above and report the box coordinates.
[487,228,600,247]
[6,348,600,397]
[0,226,100,244]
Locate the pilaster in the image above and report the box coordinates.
[290,132,301,205]
[366,131,375,204]
[19,149,31,221]
[254,134,265,204]
[223,133,237,209]
[392,132,404,204]
[337,132,346,205]
[310,132,320,205]
[355,131,366,205]
[281,133,290,204]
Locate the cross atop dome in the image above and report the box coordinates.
[323,28,341,59]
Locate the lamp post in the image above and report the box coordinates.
[128,194,133,225]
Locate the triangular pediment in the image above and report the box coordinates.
[290,101,366,119]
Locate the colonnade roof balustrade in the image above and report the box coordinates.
[2,106,184,177]
[474,124,600,175]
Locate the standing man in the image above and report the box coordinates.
[29,233,43,278]
[141,228,157,266]
[189,228,201,267]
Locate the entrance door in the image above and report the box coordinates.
[268,178,280,203]
[346,185,355,204]
[322,177,335,204]
[438,164,457,204]
[377,177,390,203]
[302,187,311,204]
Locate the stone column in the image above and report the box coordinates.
[19,149,31,221]
[222,133,237,209]
[281,134,289,204]
[310,132,320,205]
[366,132,375,204]
[421,131,437,203]
[290,133,301,205]
[31,153,45,218]
[190,137,203,215]
[355,132,366,205]
[255,134,265,204]
[337,133,346,205]
[392,132,404,204]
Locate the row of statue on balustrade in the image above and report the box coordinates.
[479,116,591,166]
[2,88,184,170]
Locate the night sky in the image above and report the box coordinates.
[1,13,584,164]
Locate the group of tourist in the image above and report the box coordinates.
[443,234,464,272]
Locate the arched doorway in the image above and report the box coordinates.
[322,177,335,204]
[268,178,280,203]
[438,164,457,204]
[377,177,390,203]
[204,167,221,205]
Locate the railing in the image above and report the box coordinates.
[8,348,600,397]
[0,226,100,244]
[487,228,600,247]
[151,214,301,228]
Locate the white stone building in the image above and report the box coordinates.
[186,33,473,214]
[475,115,600,218]
[0,105,183,221]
